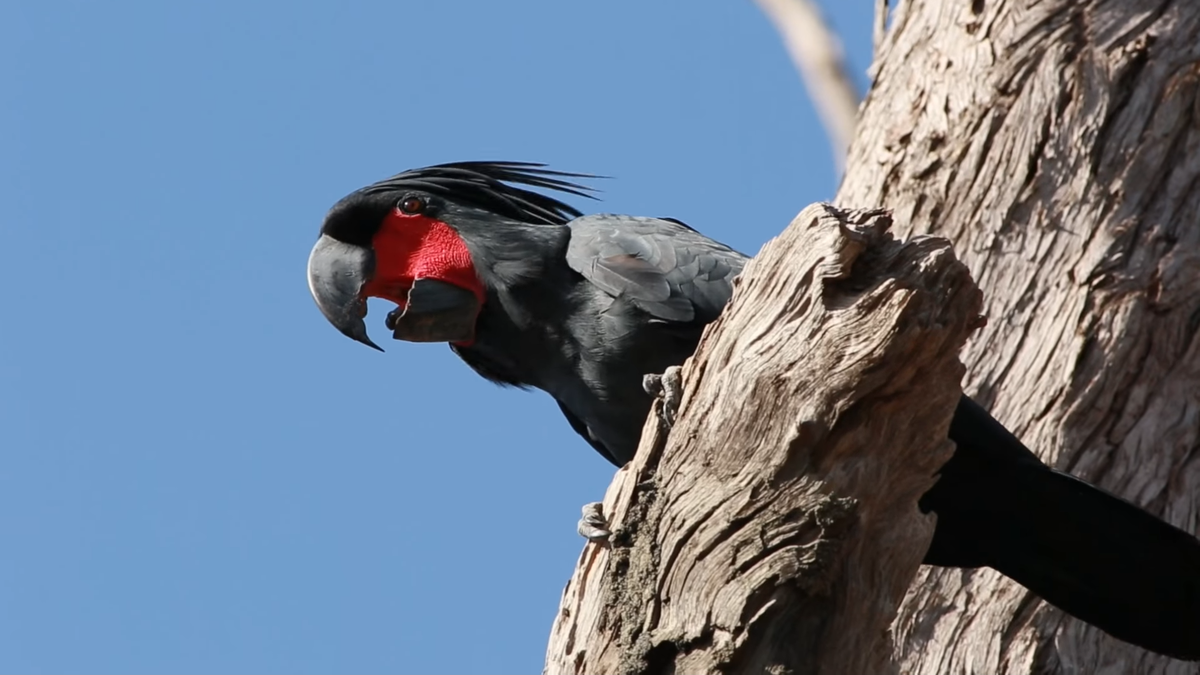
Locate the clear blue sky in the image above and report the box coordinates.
[3,2,873,672]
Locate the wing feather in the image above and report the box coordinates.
[565,214,748,325]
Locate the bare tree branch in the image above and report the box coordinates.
[872,0,889,60]
[753,0,862,173]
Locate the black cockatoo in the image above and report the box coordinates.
[307,161,1200,660]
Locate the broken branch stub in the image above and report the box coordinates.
[545,203,983,675]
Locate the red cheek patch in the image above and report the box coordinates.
[363,210,485,309]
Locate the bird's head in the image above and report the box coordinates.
[307,161,593,350]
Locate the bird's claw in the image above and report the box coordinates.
[642,365,683,428]
[577,501,612,542]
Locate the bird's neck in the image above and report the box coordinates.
[453,220,584,390]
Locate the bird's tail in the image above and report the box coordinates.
[921,396,1200,661]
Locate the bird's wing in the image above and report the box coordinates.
[565,214,748,324]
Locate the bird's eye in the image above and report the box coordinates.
[398,196,426,215]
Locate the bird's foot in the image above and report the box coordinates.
[577,501,612,542]
[642,365,683,428]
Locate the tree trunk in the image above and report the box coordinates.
[837,0,1200,672]
[544,205,983,674]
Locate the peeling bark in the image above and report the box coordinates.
[838,0,1200,672]
[544,205,982,674]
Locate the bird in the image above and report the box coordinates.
[307,160,1200,660]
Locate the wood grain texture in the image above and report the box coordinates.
[544,205,982,675]
[837,0,1200,671]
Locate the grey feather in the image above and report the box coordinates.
[565,214,746,326]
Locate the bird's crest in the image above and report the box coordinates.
[360,161,600,225]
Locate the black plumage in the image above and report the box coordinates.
[309,161,1200,660]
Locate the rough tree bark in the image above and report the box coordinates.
[544,0,1199,672]
[838,0,1200,672]
[545,205,984,674]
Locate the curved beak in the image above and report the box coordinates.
[306,234,383,351]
